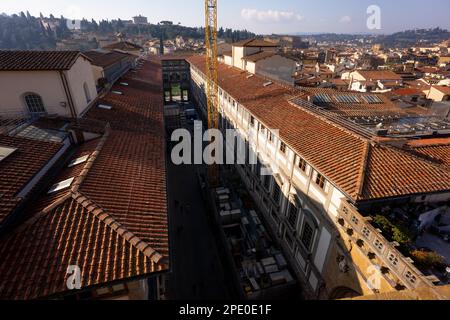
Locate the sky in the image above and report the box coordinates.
[2,0,450,35]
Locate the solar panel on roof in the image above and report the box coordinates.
[313,94,332,104]
[335,95,361,104]
[363,95,383,104]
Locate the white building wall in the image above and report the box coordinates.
[0,70,70,116]
[65,56,98,116]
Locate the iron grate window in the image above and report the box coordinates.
[301,222,314,250]
[273,182,282,204]
[25,94,45,114]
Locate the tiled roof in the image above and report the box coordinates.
[0,59,168,300]
[187,55,450,201]
[392,88,426,96]
[0,51,87,71]
[297,87,427,118]
[83,50,132,68]
[0,135,63,227]
[356,70,402,81]
[242,51,277,62]
[103,41,143,51]
[433,85,450,95]
[407,137,450,168]
[232,38,278,48]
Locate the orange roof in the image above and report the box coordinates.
[233,38,278,48]
[0,135,63,227]
[0,51,87,71]
[432,85,450,95]
[242,51,277,62]
[0,59,169,300]
[356,70,402,81]
[392,88,426,96]
[188,55,450,201]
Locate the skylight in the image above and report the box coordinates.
[68,155,90,168]
[0,146,17,162]
[47,177,75,194]
[98,104,113,110]
[263,81,273,87]
[120,82,129,86]
[112,91,123,95]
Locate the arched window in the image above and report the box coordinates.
[83,82,91,103]
[24,93,46,114]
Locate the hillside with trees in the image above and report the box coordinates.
[0,12,256,50]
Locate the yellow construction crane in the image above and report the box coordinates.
[205,0,219,186]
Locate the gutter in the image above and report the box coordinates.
[59,71,77,118]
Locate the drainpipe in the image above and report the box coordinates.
[59,71,77,118]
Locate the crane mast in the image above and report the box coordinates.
[205,0,219,186]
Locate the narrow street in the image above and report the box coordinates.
[165,157,232,300]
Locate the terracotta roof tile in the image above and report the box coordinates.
[242,51,277,62]
[187,55,450,201]
[0,135,63,226]
[232,38,278,47]
[83,50,132,68]
[0,51,86,71]
[0,59,168,299]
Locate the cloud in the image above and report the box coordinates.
[241,9,303,23]
[339,15,352,23]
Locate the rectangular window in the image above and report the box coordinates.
[287,204,298,229]
[298,157,307,172]
[301,222,314,251]
[250,116,255,127]
[268,132,274,143]
[260,124,266,134]
[315,173,326,190]
[285,232,295,250]
[280,142,287,154]
[273,182,282,205]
